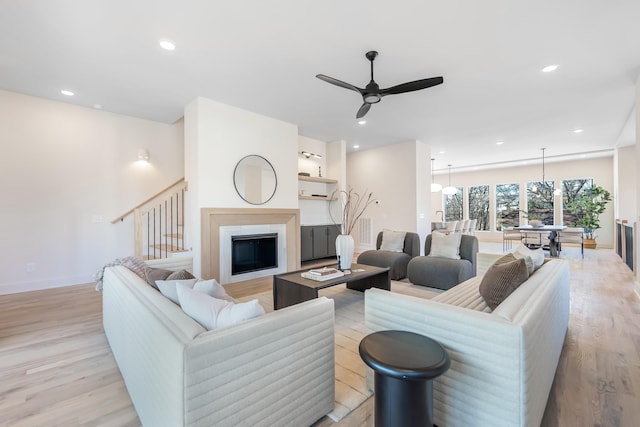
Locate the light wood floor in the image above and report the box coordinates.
[1,248,638,426]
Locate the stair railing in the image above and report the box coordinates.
[615,218,635,272]
[112,178,188,260]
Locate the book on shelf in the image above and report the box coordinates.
[301,268,344,281]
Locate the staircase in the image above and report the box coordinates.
[112,179,189,260]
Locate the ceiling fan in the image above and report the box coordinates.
[316,51,443,119]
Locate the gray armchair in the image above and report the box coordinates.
[357,231,420,280]
[407,234,478,290]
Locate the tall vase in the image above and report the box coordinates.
[336,234,354,270]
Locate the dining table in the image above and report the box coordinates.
[513,225,566,257]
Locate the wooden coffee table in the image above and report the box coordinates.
[273,264,390,310]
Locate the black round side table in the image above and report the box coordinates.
[359,330,450,427]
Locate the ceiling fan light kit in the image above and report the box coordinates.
[316,50,443,119]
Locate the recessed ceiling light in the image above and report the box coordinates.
[353,145,360,149]
[159,40,176,51]
[60,89,74,96]
[572,128,584,133]
[438,150,445,154]
[358,120,366,125]
[542,64,559,73]
[93,104,103,110]
[496,141,504,145]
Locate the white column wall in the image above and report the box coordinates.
[183,97,299,277]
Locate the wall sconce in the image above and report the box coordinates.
[301,151,322,159]
[137,149,150,163]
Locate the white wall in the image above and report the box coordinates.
[347,140,431,253]
[184,97,299,277]
[431,156,615,247]
[615,145,636,223]
[0,90,184,294]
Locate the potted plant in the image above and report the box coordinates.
[565,185,612,249]
[330,187,375,269]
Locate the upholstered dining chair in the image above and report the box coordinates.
[462,219,471,234]
[469,219,478,234]
[557,227,585,258]
[502,227,523,251]
[454,221,464,233]
[444,221,458,232]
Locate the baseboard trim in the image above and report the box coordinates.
[0,275,95,295]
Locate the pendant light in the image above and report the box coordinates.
[430,158,442,192]
[442,164,457,195]
[530,148,547,196]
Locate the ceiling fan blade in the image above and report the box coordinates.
[381,76,444,96]
[356,103,371,119]
[316,74,363,93]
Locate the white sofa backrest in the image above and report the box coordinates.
[492,259,569,322]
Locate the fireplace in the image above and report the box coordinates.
[231,233,278,275]
[219,223,287,283]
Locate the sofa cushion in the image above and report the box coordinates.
[428,231,462,259]
[176,283,265,330]
[145,267,173,288]
[379,229,406,252]
[157,279,199,304]
[192,278,235,302]
[513,243,544,269]
[495,253,534,275]
[479,257,530,310]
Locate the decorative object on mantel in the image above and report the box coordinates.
[566,185,612,249]
[330,188,375,269]
[298,172,310,177]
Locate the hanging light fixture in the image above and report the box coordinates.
[530,148,546,196]
[430,158,442,192]
[442,164,457,195]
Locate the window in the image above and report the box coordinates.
[527,180,554,224]
[562,178,593,225]
[444,187,464,221]
[496,184,519,230]
[468,185,490,231]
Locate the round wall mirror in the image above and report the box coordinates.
[233,155,277,205]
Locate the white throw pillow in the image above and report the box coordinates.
[193,278,235,302]
[512,243,545,269]
[176,283,265,330]
[157,279,198,304]
[379,229,406,252]
[429,232,462,259]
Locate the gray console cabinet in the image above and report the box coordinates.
[301,224,341,261]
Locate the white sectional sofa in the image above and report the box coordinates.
[364,253,570,427]
[102,257,335,427]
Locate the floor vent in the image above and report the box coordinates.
[359,217,372,245]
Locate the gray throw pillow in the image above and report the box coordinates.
[144,267,174,289]
[493,253,534,275]
[479,257,530,310]
[167,269,195,280]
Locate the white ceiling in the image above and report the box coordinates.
[1,0,639,171]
